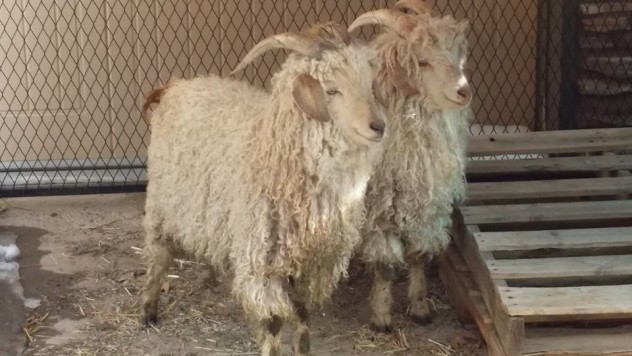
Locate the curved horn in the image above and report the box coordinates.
[307,21,351,46]
[348,9,417,39]
[394,0,432,15]
[231,32,335,75]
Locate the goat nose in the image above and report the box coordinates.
[457,86,472,102]
[370,119,386,136]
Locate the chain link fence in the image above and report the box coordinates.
[1,0,630,196]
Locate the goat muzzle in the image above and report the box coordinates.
[456,85,472,105]
[370,119,386,137]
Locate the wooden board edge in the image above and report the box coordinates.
[440,247,632,355]
[466,176,632,202]
[451,207,526,356]
[467,127,632,156]
[439,249,475,324]
[466,154,632,176]
[522,325,632,355]
[461,200,632,226]
[439,247,507,356]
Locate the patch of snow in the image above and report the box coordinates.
[0,244,20,284]
[0,244,20,261]
[0,261,19,280]
[0,260,18,271]
[24,298,41,309]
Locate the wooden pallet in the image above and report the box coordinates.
[442,128,632,356]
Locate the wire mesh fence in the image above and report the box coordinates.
[0,0,631,196]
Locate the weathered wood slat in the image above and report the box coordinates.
[577,112,632,129]
[468,127,632,156]
[475,227,632,252]
[441,238,632,355]
[523,326,632,355]
[612,31,632,49]
[580,32,614,50]
[582,13,632,33]
[487,255,632,280]
[440,247,507,356]
[462,200,632,225]
[584,56,632,78]
[580,2,632,15]
[451,209,525,355]
[453,127,632,354]
[467,154,632,175]
[580,32,632,50]
[499,285,632,321]
[441,248,482,323]
[467,177,632,201]
[579,94,632,116]
[578,77,632,96]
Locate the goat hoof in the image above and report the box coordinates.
[409,313,433,326]
[144,314,158,328]
[408,308,435,326]
[142,309,158,327]
[142,299,159,327]
[143,314,158,327]
[408,299,435,326]
[370,322,393,334]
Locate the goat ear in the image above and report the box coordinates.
[292,73,330,122]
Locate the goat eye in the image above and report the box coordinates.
[418,60,429,67]
[326,89,341,96]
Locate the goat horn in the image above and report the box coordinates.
[394,0,432,15]
[306,21,352,46]
[231,32,335,75]
[348,9,417,39]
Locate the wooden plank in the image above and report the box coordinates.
[577,121,632,132]
[451,208,525,356]
[577,112,632,129]
[467,177,632,201]
[522,326,632,355]
[487,255,632,280]
[578,77,632,96]
[466,154,632,175]
[612,31,632,49]
[462,200,632,225]
[582,13,632,33]
[439,249,476,324]
[475,227,632,252]
[439,247,506,356]
[580,2,632,15]
[478,244,520,353]
[473,297,506,356]
[579,32,632,50]
[468,127,632,156]
[584,56,632,79]
[579,94,632,116]
[499,285,632,321]
[580,32,615,50]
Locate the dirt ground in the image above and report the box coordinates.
[1,193,486,356]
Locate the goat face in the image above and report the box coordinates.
[349,9,472,112]
[409,18,472,111]
[293,46,387,146]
